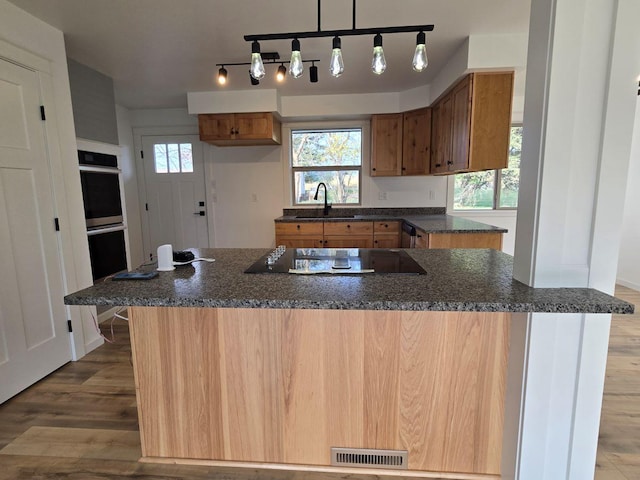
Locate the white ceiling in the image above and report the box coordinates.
[8,0,531,109]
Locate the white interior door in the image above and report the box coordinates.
[142,135,208,257]
[0,59,71,404]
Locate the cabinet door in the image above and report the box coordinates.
[428,232,503,250]
[371,114,403,176]
[468,72,513,171]
[450,76,472,172]
[323,236,374,249]
[198,114,235,141]
[415,231,429,249]
[402,108,431,175]
[430,97,452,174]
[276,236,324,248]
[234,113,273,140]
[373,235,400,248]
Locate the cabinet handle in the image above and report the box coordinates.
[384,224,388,228]
[234,128,239,135]
[435,163,442,167]
[296,224,301,229]
[402,167,406,171]
[230,128,234,135]
[346,224,351,228]
[372,168,376,171]
[447,160,453,165]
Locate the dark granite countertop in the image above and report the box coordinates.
[275,208,508,234]
[64,248,634,314]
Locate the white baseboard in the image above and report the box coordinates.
[616,278,640,292]
[97,306,121,324]
[84,336,104,354]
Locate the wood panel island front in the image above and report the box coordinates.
[64,248,633,480]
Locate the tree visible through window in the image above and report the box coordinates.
[291,129,362,205]
[453,126,522,209]
[153,143,193,174]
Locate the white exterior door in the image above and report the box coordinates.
[0,59,71,404]
[142,135,208,257]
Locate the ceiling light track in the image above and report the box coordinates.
[242,0,433,80]
[216,55,321,86]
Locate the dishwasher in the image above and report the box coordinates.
[401,223,416,248]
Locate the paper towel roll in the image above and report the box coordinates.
[157,244,175,271]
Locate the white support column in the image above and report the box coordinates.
[506,0,640,478]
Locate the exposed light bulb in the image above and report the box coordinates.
[217,66,227,85]
[276,64,287,82]
[289,38,304,78]
[330,36,344,77]
[250,40,265,80]
[412,31,428,72]
[371,34,386,75]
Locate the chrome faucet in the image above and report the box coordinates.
[314,182,332,216]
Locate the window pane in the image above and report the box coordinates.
[453,171,496,209]
[180,143,193,173]
[291,129,362,167]
[167,144,180,173]
[499,126,522,208]
[154,144,168,173]
[293,170,360,205]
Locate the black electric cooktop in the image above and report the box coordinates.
[244,248,426,275]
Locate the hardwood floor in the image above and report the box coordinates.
[595,285,640,480]
[0,287,637,479]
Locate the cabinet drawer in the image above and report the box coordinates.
[275,222,323,236]
[323,221,373,236]
[428,232,503,250]
[373,220,401,233]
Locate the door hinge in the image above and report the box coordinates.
[54,218,60,231]
[40,105,46,121]
[140,150,144,158]
[67,320,73,333]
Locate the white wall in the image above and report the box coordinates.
[116,105,144,269]
[0,0,101,357]
[617,97,640,290]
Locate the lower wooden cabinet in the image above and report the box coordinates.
[415,231,503,250]
[275,222,324,248]
[276,221,502,250]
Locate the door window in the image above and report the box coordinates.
[153,143,193,173]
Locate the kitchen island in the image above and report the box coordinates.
[64,248,633,479]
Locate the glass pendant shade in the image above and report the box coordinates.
[250,41,265,80]
[371,34,386,75]
[276,64,287,82]
[412,31,428,72]
[330,36,344,77]
[289,39,304,78]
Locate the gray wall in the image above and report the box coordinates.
[67,59,118,145]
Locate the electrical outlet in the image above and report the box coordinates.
[378,191,388,201]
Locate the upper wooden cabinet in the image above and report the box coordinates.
[198,112,282,146]
[430,71,514,174]
[371,107,431,177]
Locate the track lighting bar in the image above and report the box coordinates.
[244,24,434,42]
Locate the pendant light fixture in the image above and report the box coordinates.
[371,34,386,75]
[330,36,344,77]
[289,39,304,78]
[217,66,228,85]
[412,31,428,72]
[276,64,287,82]
[250,41,266,80]
[242,0,433,83]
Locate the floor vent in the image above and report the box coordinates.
[331,447,408,470]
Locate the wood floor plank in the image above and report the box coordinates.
[0,426,141,461]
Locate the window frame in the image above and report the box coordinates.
[447,124,522,212]
[284,121,368,207]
